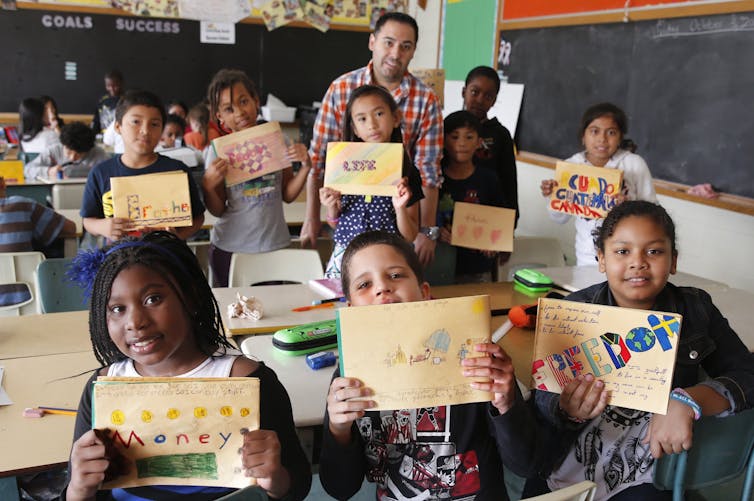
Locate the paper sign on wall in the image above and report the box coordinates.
[451,202,515,252]
[324,142,403,197]
[532,298,681,414]
[111,171,192,228]
[548,161,624,220]
[338,295,493,410]
[412,68,445,107]
[93,377,260,489]
[212,122,291,187]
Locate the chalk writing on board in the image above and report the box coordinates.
[532,298,681,414]
[652,14,754,39]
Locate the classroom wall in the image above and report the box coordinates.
[515,160,754,294]
[408,0,442,70]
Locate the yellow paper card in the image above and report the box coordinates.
[324,142,402,197]
[93,377,260,489]
[532,298,682,414]
[450,202,515,252]
[0,161,25,184]
[211,122,292,187]
[548,161,624,220]
[111,171,192,228]
[338,295,493,410]
[411,68,445,107]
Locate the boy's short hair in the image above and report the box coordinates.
[105,69,123,83]
[374,12,418,43]
[164,113,186,134]
[444,110,482,136]
[465,66,501,93]
[340,230,424,300]
[115,90,166,126]
[60,122,96,153]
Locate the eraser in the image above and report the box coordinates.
[23,407,45,418]
[306,351,337,370]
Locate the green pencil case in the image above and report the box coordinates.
[272,319,338,356]
[513,268,554,293]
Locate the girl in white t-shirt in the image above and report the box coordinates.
[19,97,59,155]
[540,103,657,266]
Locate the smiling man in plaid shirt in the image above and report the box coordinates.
[301,12,443,266]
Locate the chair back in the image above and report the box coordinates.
[51,183,86,210]
[215,486,268,500]
[498,236,566,282]
[653,407,754,501]
[228,249,324,287]
[522,480,596,501]
[0,251,45,316]
[35,258,89,313]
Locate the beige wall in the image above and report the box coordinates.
[516,160,754,294]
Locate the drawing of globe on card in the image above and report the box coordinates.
[211,122,291,187]
[324,142,403,197]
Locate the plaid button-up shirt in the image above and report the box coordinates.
[309,61,443,188]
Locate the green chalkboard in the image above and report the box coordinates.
[442,0,497,81]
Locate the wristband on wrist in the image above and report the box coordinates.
[558,405,587,424]
[326,216,339,224]
[670,388,701,420]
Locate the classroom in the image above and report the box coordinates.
[1,1,753,500]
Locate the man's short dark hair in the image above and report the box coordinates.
[60,122,96,153]
[374,12,418,43]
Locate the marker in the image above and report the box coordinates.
[311,297,346,306]
[292,302,336,312]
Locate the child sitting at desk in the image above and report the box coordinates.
[495,201,754,500]
[19,97,60,156]
[0,175,75,305]
[80,90,205,242]
[318,230,518,500]
[155,113,186,150]
[64,231,311,500]
[539,103,657,266]
[24,122,109,180]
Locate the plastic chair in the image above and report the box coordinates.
[0,251,45,316]
[35,258,89,313]
[498,236,566,282]
[522,480,596,501]
[51,183,86,209]
[653,407,754,501]
[423,241,456,286]
[228,249,324,287]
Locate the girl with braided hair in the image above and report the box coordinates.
[64,231,311,501]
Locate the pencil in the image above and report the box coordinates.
[292,302,336,312]
[38,406,77,416]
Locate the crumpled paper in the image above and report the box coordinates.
[227,292,264,321]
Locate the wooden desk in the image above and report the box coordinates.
[0,311,90,360]
[0,351,98,475]
[213,285,338,337]
[240,334,332,427]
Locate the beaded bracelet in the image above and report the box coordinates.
[326,216,340,224]
[670,387,701,420]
